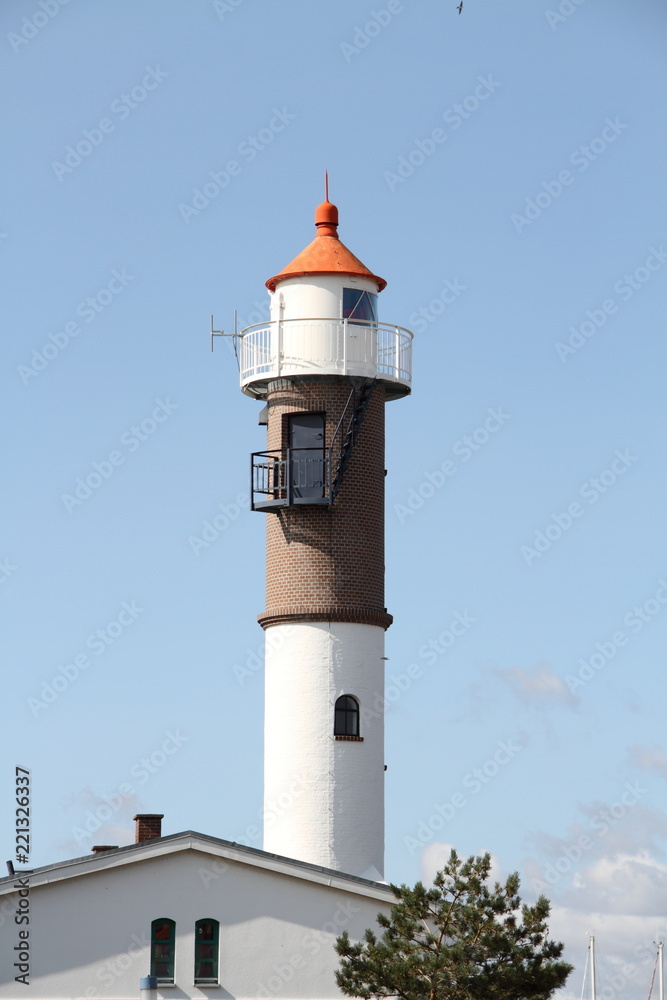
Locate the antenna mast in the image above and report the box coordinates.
[659,941,664,1000]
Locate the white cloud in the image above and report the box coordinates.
[628,744,667,779]
[525,783,666,891]
[419,845,667,1000]
[561,852,667,916]
[58,785,141,857]
[420,793,667,1000]
[522,796,667,1000]
[548,907,664,1000]
[494,660,578,708]
[420,841,503,887]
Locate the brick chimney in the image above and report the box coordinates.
[91,845,118,853]
[133,814,164,843]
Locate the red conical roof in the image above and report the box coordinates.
[265,199,386,292]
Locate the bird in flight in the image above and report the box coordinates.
[457,2,463,11]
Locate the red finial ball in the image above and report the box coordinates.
[315,200,339,235]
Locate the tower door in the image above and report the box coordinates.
[289,413,325,499]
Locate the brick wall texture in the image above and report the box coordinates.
[133,814,164,843]
[258,376,392,631]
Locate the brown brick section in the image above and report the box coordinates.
[258,376,392,631]
[133,814,164,843]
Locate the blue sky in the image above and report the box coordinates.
[2,0,667,995]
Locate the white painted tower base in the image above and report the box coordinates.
[263,622,385,881]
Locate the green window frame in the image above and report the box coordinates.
[194,918,220,984]
[150,918,175,983]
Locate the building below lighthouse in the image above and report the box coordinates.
[0,192,413,1000]
[241,195,412,881]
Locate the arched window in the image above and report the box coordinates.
[334,695,360,737]
[150,918,175,983]
[194,919,220,984]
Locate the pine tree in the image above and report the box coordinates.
[335,849,572,1000]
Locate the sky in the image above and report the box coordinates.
[2,0,667,996]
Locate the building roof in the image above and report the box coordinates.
[265,199,387,292]
[0,831,395,900]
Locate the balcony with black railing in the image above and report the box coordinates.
[251,448,332,511]
[251,380,377,512]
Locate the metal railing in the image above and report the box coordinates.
[251,448,332,510]
[239,317,412,389]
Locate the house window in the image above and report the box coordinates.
[194,919,220,984]
[150,918,175,983]
[343,288,378,323]
[335,695,360,737]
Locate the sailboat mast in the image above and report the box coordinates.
[658,940,664,1000]
[590,936,596,1000]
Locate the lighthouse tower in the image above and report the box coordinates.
[239,192,412,881]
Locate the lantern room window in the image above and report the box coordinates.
[343,289,378,323]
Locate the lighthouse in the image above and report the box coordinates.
[239,191,412,881]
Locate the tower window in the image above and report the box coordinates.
[150,918,175,983]
[335,695,360,737]
[343,288,378,323]
[195,918,220,984]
